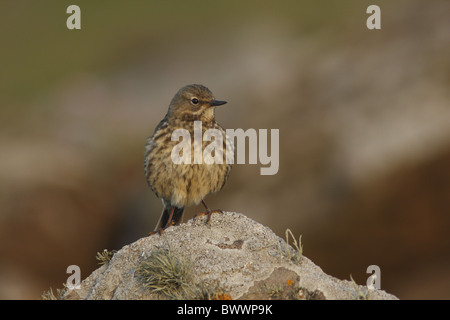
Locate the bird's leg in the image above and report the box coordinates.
[194,200,223,224]
[150,207,176,236]
[163,206,176,229]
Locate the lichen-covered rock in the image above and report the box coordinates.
[60,212,398,300]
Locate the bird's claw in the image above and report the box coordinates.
[194,209,223,224]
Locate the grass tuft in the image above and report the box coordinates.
[136,248,230,300]
[279,228,303,263]
[350,275,370,300]
[96,249,116,265]
[136,248,193,298]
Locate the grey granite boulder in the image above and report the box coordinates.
[60,212,397,300]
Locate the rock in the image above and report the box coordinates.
[60,212,398,300]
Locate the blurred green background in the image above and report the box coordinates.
[1,0,449,299]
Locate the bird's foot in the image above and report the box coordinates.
[149,229,162,236]
[194,209,223,224]
[149,220,176,236]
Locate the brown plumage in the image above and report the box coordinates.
[144,84,233,232]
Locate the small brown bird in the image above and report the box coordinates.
[144,84,233,232]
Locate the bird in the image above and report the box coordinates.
[144,84,233,233]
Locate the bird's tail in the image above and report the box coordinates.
[154,204,185,232]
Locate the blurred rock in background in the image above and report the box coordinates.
[0,0,449,299]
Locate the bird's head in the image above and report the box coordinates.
[168,84,227,122]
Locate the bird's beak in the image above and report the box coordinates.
[210,100,227,106]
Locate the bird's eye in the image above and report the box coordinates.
[191,98,199,105]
